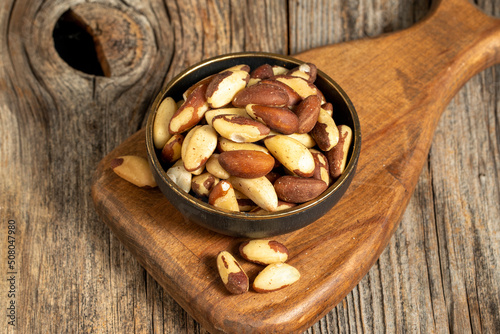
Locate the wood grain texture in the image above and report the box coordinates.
[1,0,499,334]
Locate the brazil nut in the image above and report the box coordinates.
[212,114,270,143]
[181,125,218,172]
[264,135,315,178]
[327,125,353,180]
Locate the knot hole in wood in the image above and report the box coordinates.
[52,3,154,78]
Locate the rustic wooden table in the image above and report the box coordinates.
[1,0,499,333]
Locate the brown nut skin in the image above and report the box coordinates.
[327,125,353,180]
[310,109,340,151]
[294,95,321,134]
[265,171,281,184]
[250,64,274,80]
[246,104,299,135]
[218,150,275,179]
[191,172,219,198]
[204,107,248,126]
[232,83,289,107]
[272,75,325,104]
[321,102,333,117]
[310,148,330,186]
[160,134,184,163]
[260,78,302,107]
[169,82,210,134]
[274,175,328,203]
[216,251,249,294]
[234,189,256,212]
[239,240,289,265]
[183,74,215,100]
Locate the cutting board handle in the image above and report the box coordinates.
[418,0,500,75]
[297,0,500,119]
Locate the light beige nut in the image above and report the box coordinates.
[310,148,330,186]
[218,150,275,179]
[247,78,261,87]
[166,160,192,193]
[232,83,289,108]
[273,175,328,203]
[246,104,299,135]
[206,69,250,108]
[204,108,248,126]
[239,239,289,265]
[218,137,270,155]
[294,95,321,134]
[206,153,230,179]
[310,108,340,151]
[223,64,251,72]
[212,114,270,143]
[216,251,249,294]
[252,263,300,293]
[181,125,218,172]
[286,62,317,83]
[169,82,210,134]
[111,155,157,188]
[264,135,315,178]
[284,132,317,148]
[321,102,333,117]
[271,65,288,76]
[209,180,240,212]
[234,189,256,211]
[153,97,177,149]
[160,134,184,163]
[250,200,296,213]
[228,175,278,212]
[191,172,219,197]
[273,75,325,104]
[260,78,301,107]
[327,125,353,180]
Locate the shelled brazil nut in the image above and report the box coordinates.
[147,62,353,213]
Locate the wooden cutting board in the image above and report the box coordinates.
[91,0,500,332]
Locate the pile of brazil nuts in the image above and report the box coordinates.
[217,239,299,294]
[150,62,352,213]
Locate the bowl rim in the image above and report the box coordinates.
[146,51,361,221]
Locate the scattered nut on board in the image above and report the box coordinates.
[239,239,289,265]
[216,251,249,294]
[217,240,299,294]
[252,262,301,293]
[110,155,157,188]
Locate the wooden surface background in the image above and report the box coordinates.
[1,0,499,333]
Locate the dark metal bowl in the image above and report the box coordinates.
[146,52,361,238]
